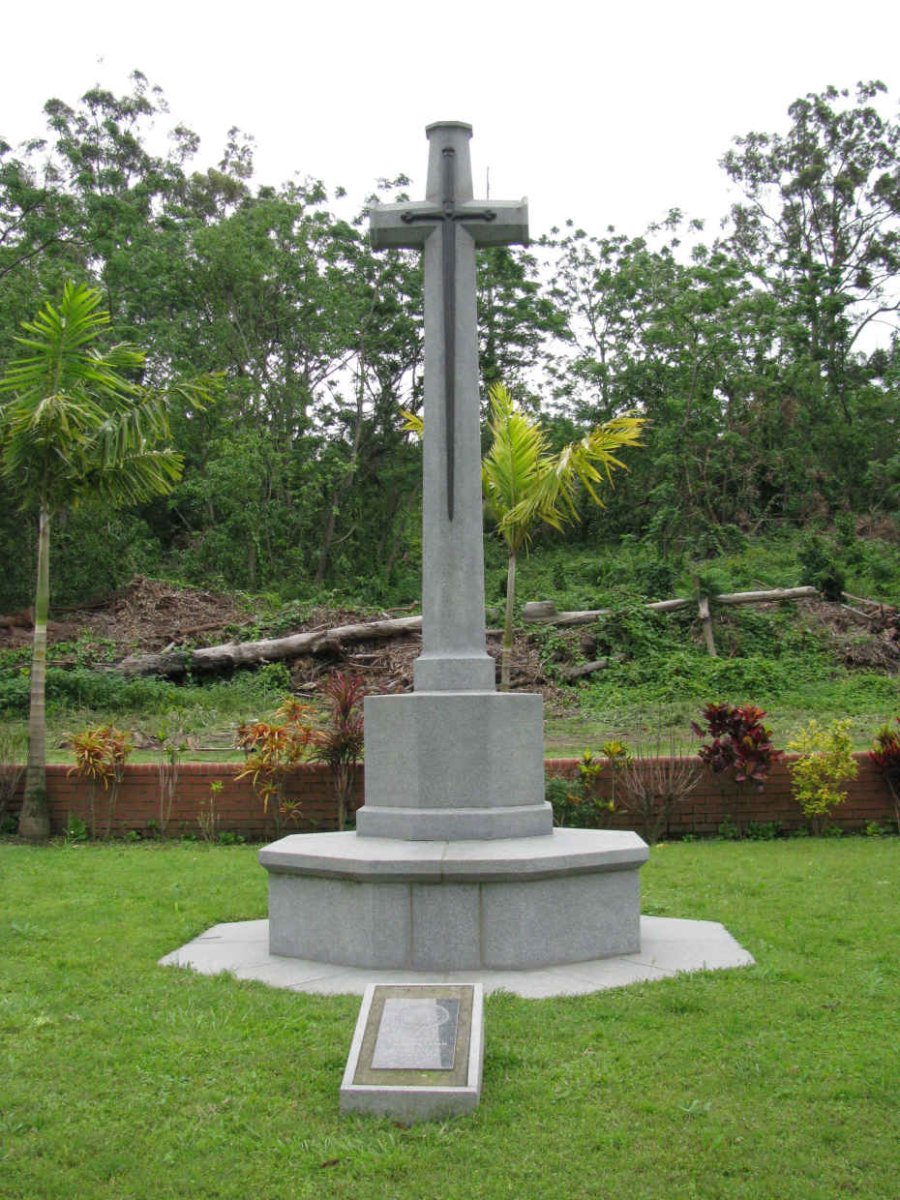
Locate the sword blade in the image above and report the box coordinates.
[442,217,455,522]
[441,148,456,522]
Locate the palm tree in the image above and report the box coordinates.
[0,282,209,840]
[404,383,644,690]
[482,384,644,689]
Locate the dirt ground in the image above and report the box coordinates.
[0,576,565,701]
[0,576,249,655]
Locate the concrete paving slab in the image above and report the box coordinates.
[194,919,269,943]
[160,915,754,998]
[625,915,753,974]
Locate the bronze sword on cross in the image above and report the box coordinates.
[399,145,497,519]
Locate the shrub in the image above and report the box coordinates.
[593,599,675,659]
[0,725,26,827]
[67,724,133,838]
[312,673,365,832]
[692,702,783,837]
[546,750,616,829]
[798,534,845,601]
[152,720,191,836]
[745,820,782,841]
[692,703,783,786]
[868,718,900,833]
[235,697,317,835]
[617,750,701,845]
[788,718,858,834]
[198,780,222,843]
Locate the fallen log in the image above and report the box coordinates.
[117,614,423,678]
[839,603,878,625]
[842,591,897,612]
[558,655,624,680]
[523,586,819,627]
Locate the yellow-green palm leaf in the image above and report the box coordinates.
[482,383,644,554]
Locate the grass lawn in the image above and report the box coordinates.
[1,839,897,1199]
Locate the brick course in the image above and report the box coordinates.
[5,753,894,839]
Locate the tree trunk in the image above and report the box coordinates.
[500,551,516,692]
[19,505,51,841]
[314,497,339,586]
[117,614,425,678]
[558,655,624,680]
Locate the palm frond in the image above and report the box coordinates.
[400,409,423,437]
[0,282,187,512]
[482,383,551,544]
[80,447,184,507]
[491,391,645,549]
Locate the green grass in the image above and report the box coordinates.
[1,839,897,1199]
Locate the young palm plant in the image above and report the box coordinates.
[404,383,644,690]
[481,384,644,689]
[0,282,212,840]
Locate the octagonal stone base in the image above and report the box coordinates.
[259,828,648,971]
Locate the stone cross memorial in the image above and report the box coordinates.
[259,122,649,973]
[357,122,551,840]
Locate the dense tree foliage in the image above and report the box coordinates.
[0,75,896,611]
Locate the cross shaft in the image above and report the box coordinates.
[370,122,527,693]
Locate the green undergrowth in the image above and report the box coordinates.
[501,527,900,615]
[1,531,897,760]
[0,839,897,1199]
[564,655,898,753]
[0,663,293,762]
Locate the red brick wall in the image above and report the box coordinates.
[5,753,894,839]
[7,762,365,840]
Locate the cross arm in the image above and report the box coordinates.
[467,199,529,248]
[370,199,530,250]
[370,202,434,249]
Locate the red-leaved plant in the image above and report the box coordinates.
[868,718,900,832]
[235,698,317,834]
[691,703,783,787]
[67,723,134,838]
[313,673,365,832]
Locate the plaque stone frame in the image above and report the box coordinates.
[341,983,484,1123]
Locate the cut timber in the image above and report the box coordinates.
[523,598,690,626]
[117,615,423,679]
[839,603,878,625]
[697,594,718,657]
[558,655,624,680]
[523,587,819,627]
[842,591,897,611]
[715,587,820,607]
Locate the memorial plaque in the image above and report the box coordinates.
[371,997,460,1070]
[341,983,483,1123]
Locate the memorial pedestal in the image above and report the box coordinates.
[260,827,648,971]
[356,691,553,840]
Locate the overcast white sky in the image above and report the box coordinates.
[2,0,898,238]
